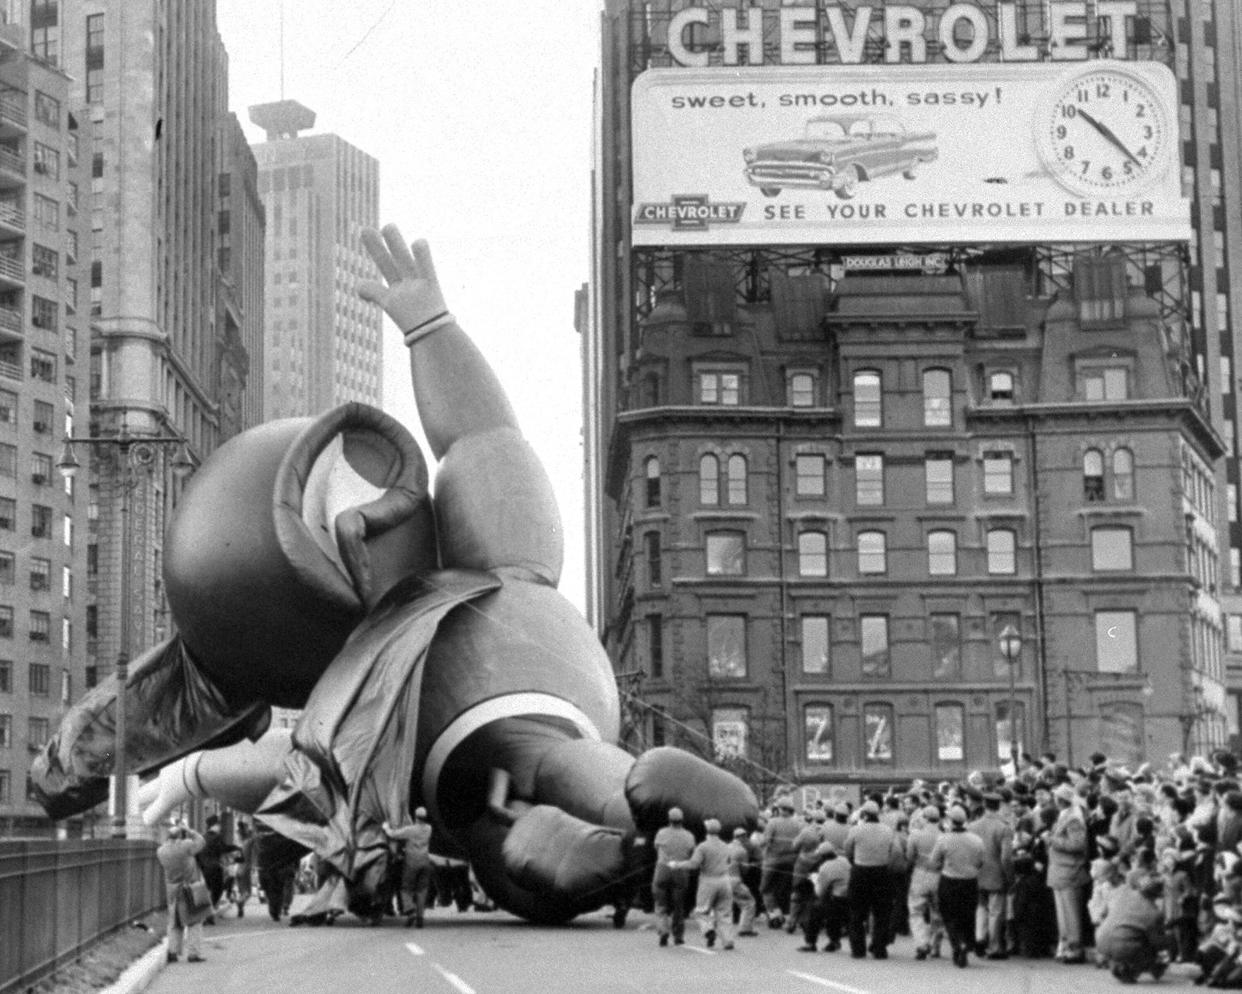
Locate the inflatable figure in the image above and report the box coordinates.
[33,225,758,923]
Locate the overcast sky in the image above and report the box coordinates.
[215,0,600,611]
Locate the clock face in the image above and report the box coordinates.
[1037,64,1173,198]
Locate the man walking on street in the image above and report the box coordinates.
[970,792,1013,958]
[384,807,434,927]
[728,827,758,936]
[930,805,984,968]
[760,797,800,928]
[672,818,737,950]
[652,807,696,947]
[844,799,901,959]
[907,804,945,960]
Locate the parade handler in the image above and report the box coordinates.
[33,224,758,923]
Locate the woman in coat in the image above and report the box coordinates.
[155,822,211,963]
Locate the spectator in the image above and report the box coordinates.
[156,821,210,964]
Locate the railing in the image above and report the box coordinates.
[0,202,24,231]
[0,306,21,334]
[0,257,21,284]
[0,89,27,131]
[0,359,20,382]
[0,147,22,177]
[0,839,164,994]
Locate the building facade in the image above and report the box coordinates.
[249,100,383,421]
[589,0,1232,793]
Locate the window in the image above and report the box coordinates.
[712,707,748,759]
[860,615,890,677]
[698,370,742,406]
[648,615,663,679]
[29,558,49,591]
[699,453,719,505]
[935,703,965,762]
[853,370,882,427]
[1096,610,1138,672]
[927,530,957,575]
[31,452,51,484]
[798,531,827,577]
[33,193,58,231]
[32,142,59,180]
[0,553,10,586]
[706,615,746,679]
[0,390,14,426]
[0,606,11,637]
[706,530,745,576]
[857,531,886,574]
[32,400,52,434]
[1229,614,1242,653]
[1084,449,1105,501]
[923,369,952,426]
[1098,701,1143,766]
[644,456,661,508]
[32,245,58,280]
[931,613,961,679]
[1081,365,1129,401]
[726,454,747,505]
[795,454,825,496]
[0,769,8,804]
[30,349,56,383]
[0,499,13,531]
[788,371,816,407]
[28,715,49,749]
[988,370,1015,403]
[0,659,9,692]
[925,455,954,504]
[644,532,661,587]
[804,705,834,762]
[801,616,829,675]
[29,610,49,641]
[31,505,51,539]
[31,296,57,332]
[0,714,7,747]
[986,529,1016,574]
[996,701,1026,761]
[34,90,60,128]
[28,662,49,695]
[983,452,1013,495]
[863,702,894,763]
[0,444,14,477]
[1113,448,1134,500]
[1091,527,1133,571]
[855,454,884,506]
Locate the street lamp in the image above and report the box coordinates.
[998,624,1022,773]
[56,426,194,838]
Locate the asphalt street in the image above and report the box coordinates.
[142,897,1203,994]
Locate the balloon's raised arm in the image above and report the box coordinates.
[358,224,562,583]
[358,225,518,460]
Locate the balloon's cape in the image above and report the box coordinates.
[257,568,499,900]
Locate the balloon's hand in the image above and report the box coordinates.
[357,224,450,338]
[138,757,197,826]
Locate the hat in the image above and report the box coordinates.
[668,807,684,823]
[414,806,428,819]
[1096,835,1120,855]
[1053,784,1077,804]
[734,827,748,838]
[812,808,827,823]
[834,802,851,817]
[818,840,837,857]
[778,797,796,812]
[948,805,968,824]
[922,805,941,821]
[983,792,1002,807]
[704,818,721,834]
[861,800,880,817]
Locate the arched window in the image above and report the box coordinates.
[927,530,957,575]
[1113,447,1134,500]
[986,528,1016,574]
[644,456,661,508]
[857,530,887,574]
[923,368,952,426]
[788,372,816,407]
[988,370,1015,403]
[1083,449,1104,501]
[726,454,748,505]
[699,453,719,506]
[935,703,965,762]
[853,370,882,427]
[798,531,828,577]
[862,701,894,763]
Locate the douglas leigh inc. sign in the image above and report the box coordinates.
[631,61,1191,247]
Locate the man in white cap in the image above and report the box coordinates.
[652,807,696,946]
[930,804,984,968]
[727,827,759,936]
[383,807,434,927]
[759,796,801,928]
[671,818,736,950]
[844,799,901,959]
[907,804,945,960]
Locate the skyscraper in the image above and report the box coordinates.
[249,100,383,420]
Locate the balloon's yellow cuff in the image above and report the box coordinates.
[403,312,455,346]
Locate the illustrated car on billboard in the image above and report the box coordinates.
[743,113,938,199]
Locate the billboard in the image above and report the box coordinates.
[631,61,1191,246]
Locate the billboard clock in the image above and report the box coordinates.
[1036,63,1174,199]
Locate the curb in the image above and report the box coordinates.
[98,938,168,994]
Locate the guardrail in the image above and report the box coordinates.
[0,839,164,994]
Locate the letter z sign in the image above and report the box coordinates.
[634,194,746,230]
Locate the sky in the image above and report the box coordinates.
[215,0,601,611]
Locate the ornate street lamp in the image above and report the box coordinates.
[998,624,1022,773]
[57,426,194,838]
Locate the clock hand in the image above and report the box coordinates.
[1077,108,1143,168]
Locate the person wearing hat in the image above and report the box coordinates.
[1047,783,1089,963]
[907,805,945,960]
[968,792,1014,959]
[157,819,210,963]
[821,802,851,854]
[383,807,434,928]
[1094,876,1172,983]
[787,808,828,935]
[759,796,801,929]
[670,818,736,950]
[929,805,984,968]
[652,807,696,946]
[727,827,759,936]
[843,799,901,959]
[801,840,849,952]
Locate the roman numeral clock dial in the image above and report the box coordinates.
[1037,64,1173,198]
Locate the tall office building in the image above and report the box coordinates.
[588,0,1236,790]
[0,1,261,834]
[249,100,383,420]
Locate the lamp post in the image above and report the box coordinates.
[56,426,194,839]
[998,624,1022,773]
